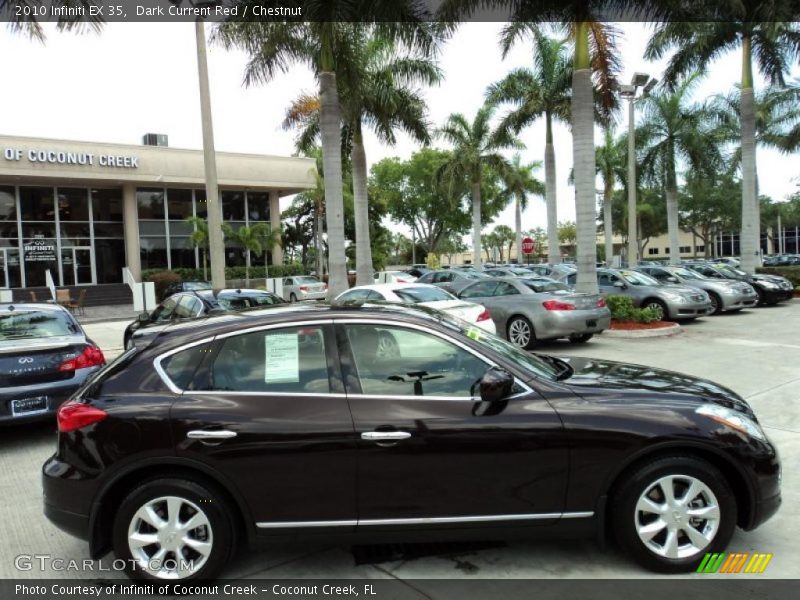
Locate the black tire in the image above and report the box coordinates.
[611,456,737,573]
[755,288,765,305]
[506,315,536,350]
[290,293,297,303]
[643,298,668,321]
[707,292,723,315]
[113,477,236,581]
[568,333,594,344]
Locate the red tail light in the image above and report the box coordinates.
[58,345,105,372]
[57,401,108,432]
[596,297,606,308]
[477,309,491,321]
[542,300,576,311]
[299,285,309,292]
[397,278,408,283]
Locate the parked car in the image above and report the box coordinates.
[635,265,758,314]
[1,303,105,424]
[160,280,212,301]
[123,289,285,348]
[335,283,495,333]
[483,267,537,278]
[458,277,610,348]
[715,257,741,268]
[528,263,577,279]
[685,262,794,305]
[763,254,800,266]
[416,268,489,294]
[43,303,780,579]
[563,268,713,321]
[405,266,431,278]
[282,275,327,302]
[374,271,417,284]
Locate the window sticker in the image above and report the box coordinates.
[466,327,482,341]
[264,333,300,383]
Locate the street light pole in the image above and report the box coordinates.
[195,19,226,289]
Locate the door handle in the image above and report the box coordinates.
[361,431,411,441]
[187,430,237,440]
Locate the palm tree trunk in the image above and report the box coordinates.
[319,70,349,295]
[603,186,613,267]
[351,126,374,286]
[515,196,522,265]
[571,25,598,295]
[740,36,758,274]
[666,166,681,265]
[471,181,482,269]
[544,113,559,264]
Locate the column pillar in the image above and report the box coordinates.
[122,184,141,281]
[269,190,283,266]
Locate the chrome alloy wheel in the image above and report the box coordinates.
[635,475,721,559]
[508,318,532,348]
[645,302,665,320]
[127,495,213,579]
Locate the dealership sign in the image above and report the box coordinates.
[4,147,138,168]
[23,239,57,263]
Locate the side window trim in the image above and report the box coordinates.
[333,318,532,401]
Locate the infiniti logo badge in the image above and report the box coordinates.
[18,357,34,364]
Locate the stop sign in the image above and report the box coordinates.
[521,237,536,255]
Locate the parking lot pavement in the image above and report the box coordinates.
[2,301,797,581]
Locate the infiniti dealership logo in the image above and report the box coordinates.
[18,357,34,364]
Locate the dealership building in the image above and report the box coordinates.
[0,134,315,296]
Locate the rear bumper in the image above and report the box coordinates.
[0,366,99,424]
[44,501,90,541]
[536,310,611,340]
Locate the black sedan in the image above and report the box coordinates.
[1,303,104,424]
[43,303,780,580]
[685,262,794,305]
[123,288,284,348]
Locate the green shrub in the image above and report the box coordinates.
[145,270,182,300]
[757,266,800,286]
[605,294,662,323]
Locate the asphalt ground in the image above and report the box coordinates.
[1,303,797,583]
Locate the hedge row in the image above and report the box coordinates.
[605,294,661,323]
[756,266,800,287]
[142,264,307,283]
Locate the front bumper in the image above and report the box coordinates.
[720,290,758,310]
[536,309,611,340]
[666,299,713,319]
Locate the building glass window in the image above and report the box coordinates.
[170,236,196,269]
[0,186,17,221]
[167,188,193,233]
[222,190,245,221]
[91,188,123,222]
[648,248,659,255]
[59,223,91,246]
[141,237,168,271]
[20,186,55,221]
[247,191,270,222]
[679,246,691,253]
[94,239,125,284]
[57,188,90,221]
[195,189,207,219]
[137,188,165,220]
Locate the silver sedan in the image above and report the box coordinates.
[457,277,611,349]
[636,265,757,314]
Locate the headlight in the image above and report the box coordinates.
[696,404,766,440]
[663,292,686,302]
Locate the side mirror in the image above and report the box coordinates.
[613,281,626,289]
[479,366,515,403]
[137,312,151,323]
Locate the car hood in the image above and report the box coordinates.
[558,356,753,415]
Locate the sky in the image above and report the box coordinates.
[1,21,798,239]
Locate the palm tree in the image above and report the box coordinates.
[185,216,211,281]
[437,104,521,269]
[487,28,571,264]
[222,223,283,284]
[502,154,545,262]
[2,1,102,39]
[283,29,443,286]
[214,5,437,297]
[595,128,626,266]
[646,16,800,273]
[637,74,721,265]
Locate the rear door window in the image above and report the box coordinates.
[494,282,521,296]
[459,281,498,298]
[209,326,331,394]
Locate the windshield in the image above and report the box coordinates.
[617,270,659,286]
[184,281,212,291]
[217,293,280,310]
[522,280,570,293]
[394,286,453,303]
[0,310,80,340]
[715,265,742,278]
[456,322,559,382]
[671,268,705,281]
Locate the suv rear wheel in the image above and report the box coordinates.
[113,478,235,581]
[611,456,736,573]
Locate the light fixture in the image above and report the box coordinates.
[643,78,658,94]
[632,72,650,87]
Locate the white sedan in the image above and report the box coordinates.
[334,283,496,334]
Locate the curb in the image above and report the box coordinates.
[604,323,682,338]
